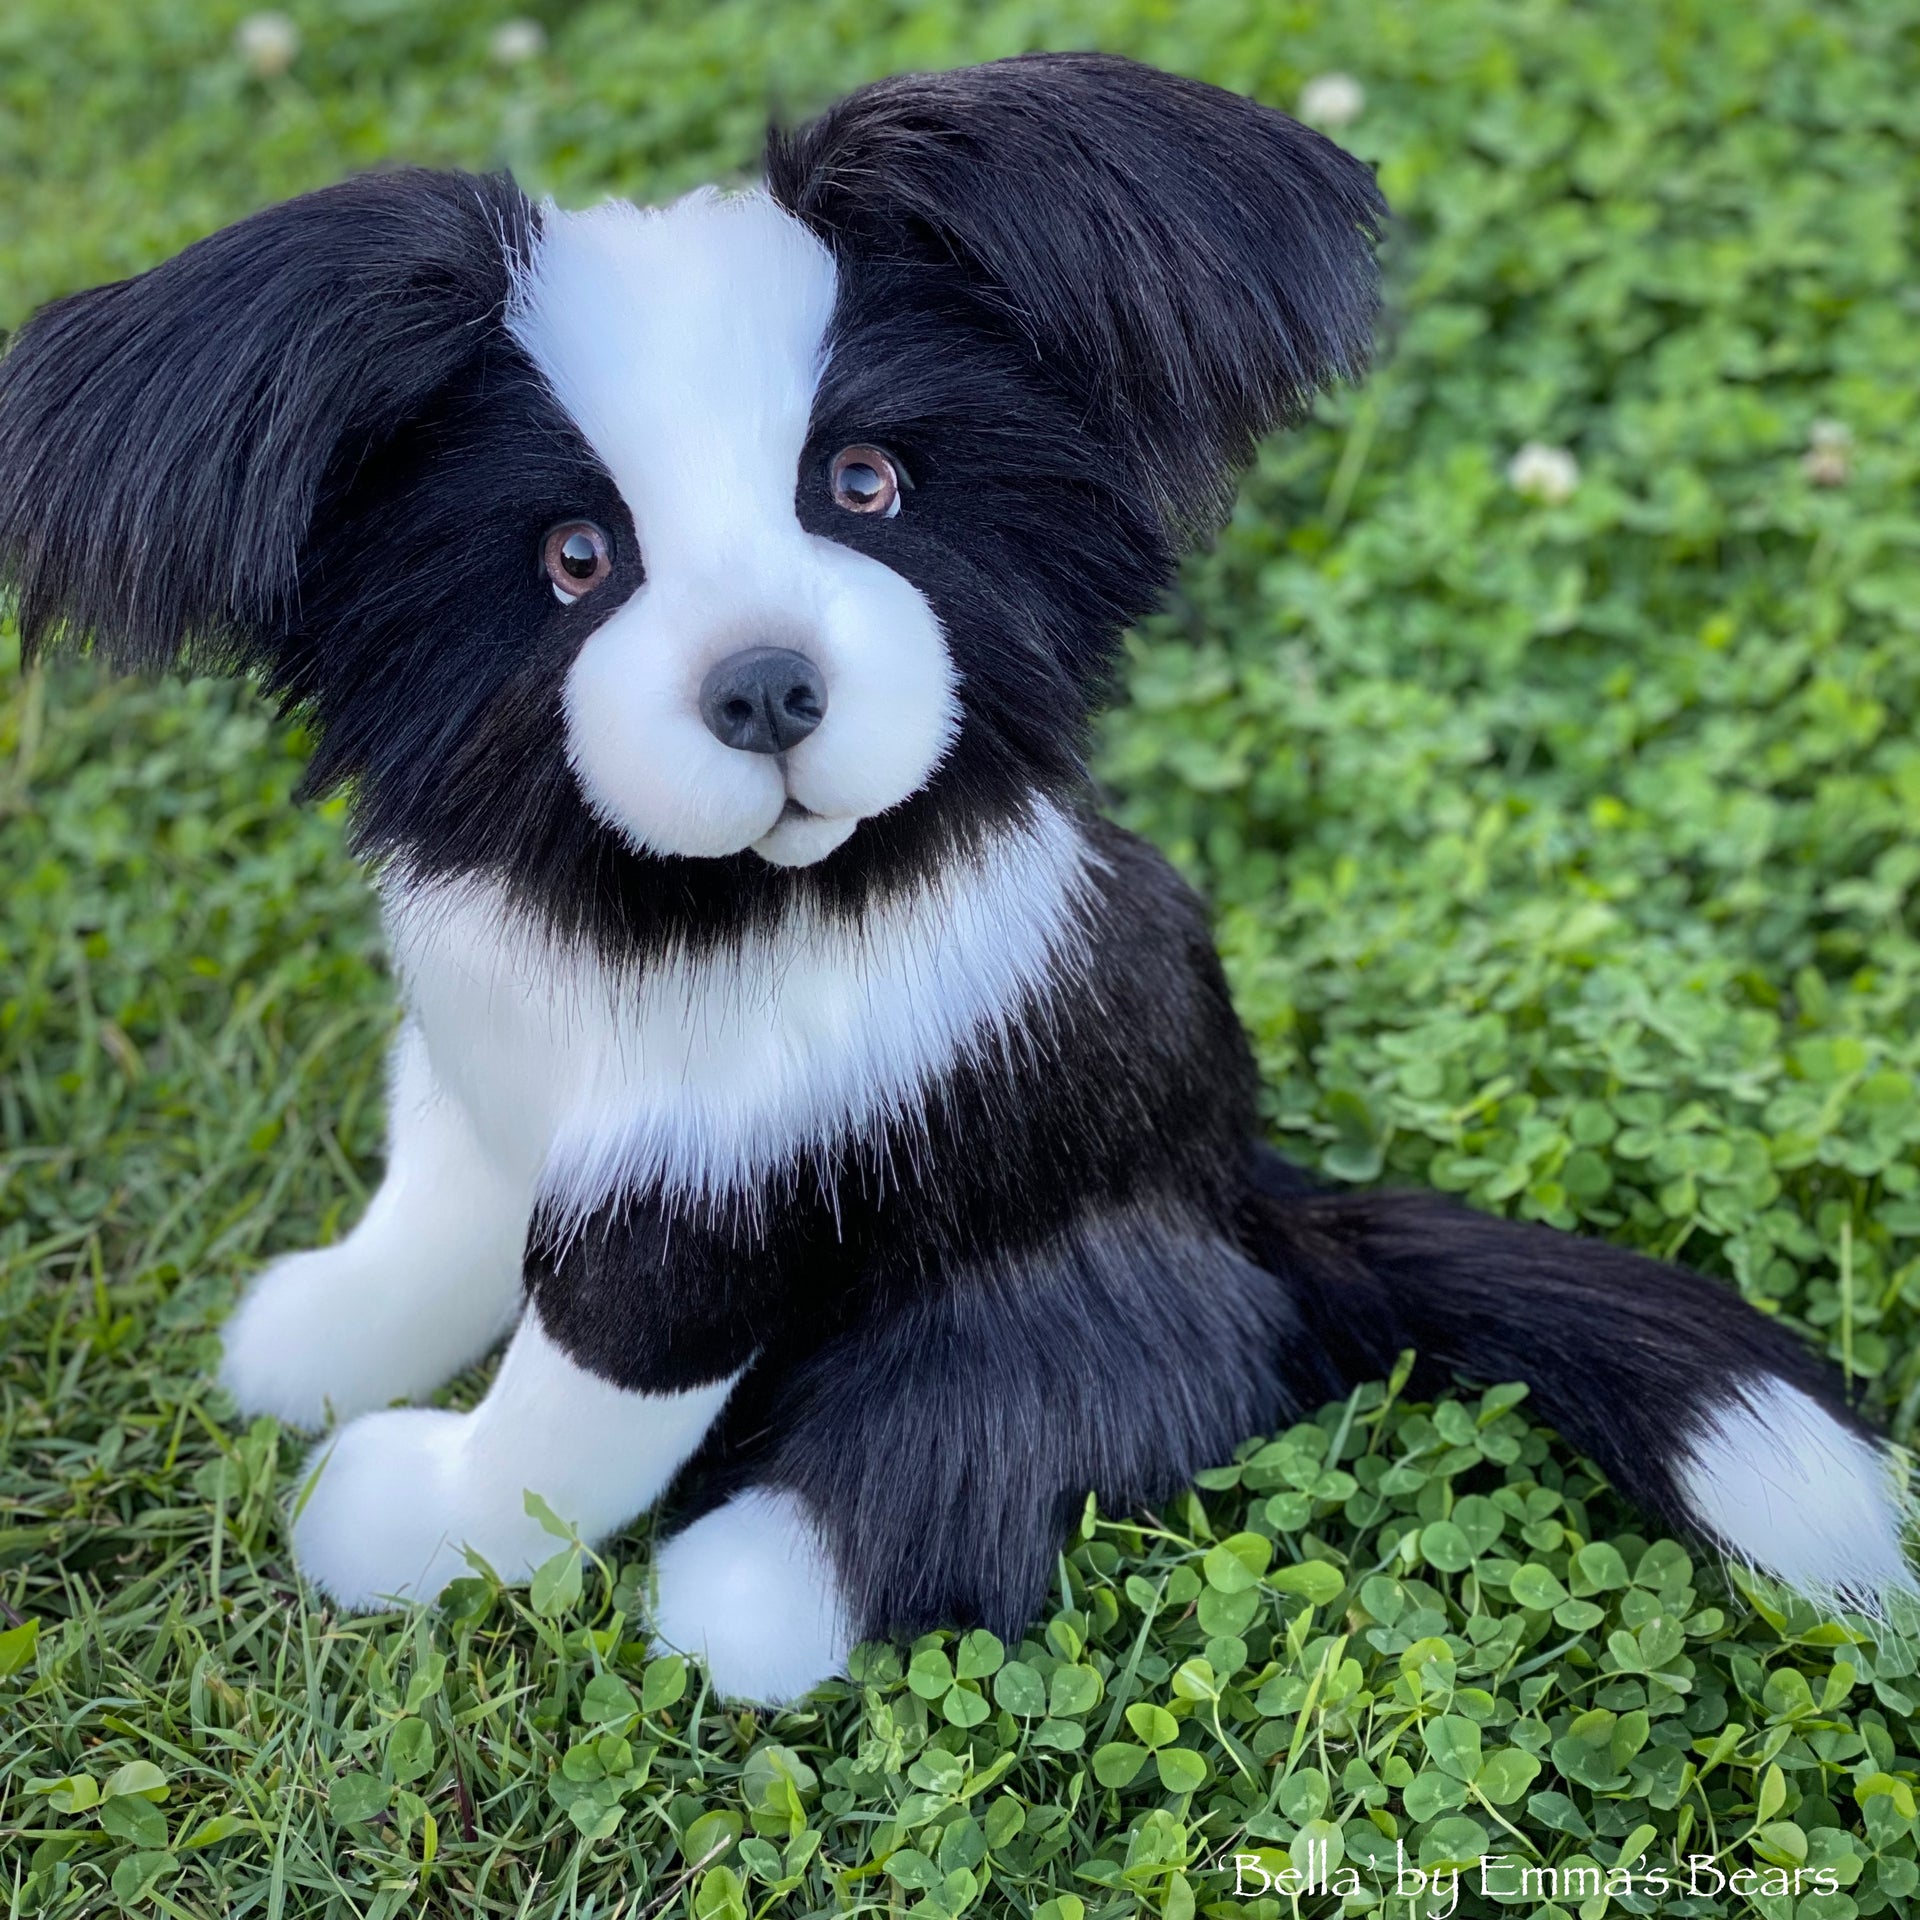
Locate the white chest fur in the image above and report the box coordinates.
[384,805,1095,1227]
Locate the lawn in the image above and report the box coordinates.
[5,1,1920,1914]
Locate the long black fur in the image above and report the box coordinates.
[768,51,1385,535]
[0,169,536,670]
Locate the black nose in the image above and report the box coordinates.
[698,647,827,755]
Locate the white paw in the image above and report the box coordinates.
[291,1406,559,1610]
[653,1489,853,1704]
[220,1245,514,1430]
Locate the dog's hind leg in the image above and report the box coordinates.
[649,1205,1311,1703]
[219,1021,533,1429]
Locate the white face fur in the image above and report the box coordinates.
[507,189,960,868]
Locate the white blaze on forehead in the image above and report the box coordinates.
[508,188,837,564]
[505,188,958,867]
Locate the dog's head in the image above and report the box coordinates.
[0,53,1381,922]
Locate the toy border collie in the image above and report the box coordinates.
[1,52,1910,1703]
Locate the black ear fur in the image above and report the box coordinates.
[0,168,534,669]
[766,52,1386,535]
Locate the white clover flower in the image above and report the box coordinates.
[1507,441,1581,505]
[235,11,301,78]
[1297,72,1366,130]
[1801,417,1852,486]
[490,19,547,65]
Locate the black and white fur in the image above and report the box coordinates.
[1,54,1909,1702]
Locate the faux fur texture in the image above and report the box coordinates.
[0,51,1907,1702]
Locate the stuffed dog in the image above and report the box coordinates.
[1,53,1908,1703]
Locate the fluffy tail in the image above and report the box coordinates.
[1240,1147,1916,1613]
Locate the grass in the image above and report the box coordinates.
[6,0,1920,1914]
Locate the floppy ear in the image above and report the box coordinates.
[766,52,1385,534]
[0,168,534,668]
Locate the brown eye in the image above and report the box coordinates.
[542,520,612,601]
[828,445,906,518]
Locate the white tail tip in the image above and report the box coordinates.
[1677,1378,1916,1615]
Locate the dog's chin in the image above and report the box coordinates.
[749,806,859,869]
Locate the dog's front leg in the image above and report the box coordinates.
[219,1022,534,1429]
[286,1307,740,1610]
[284,1186,778,1611]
